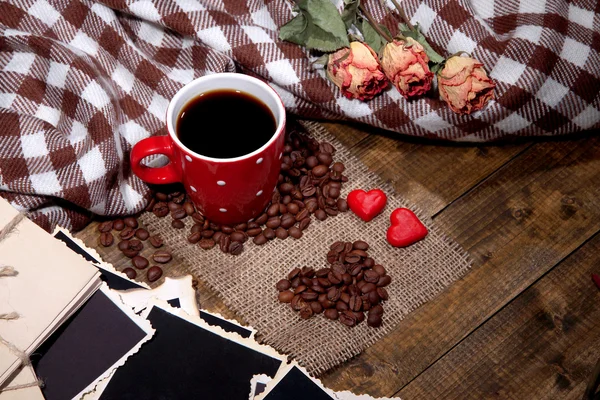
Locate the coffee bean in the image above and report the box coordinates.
[363,257,375,268]
[201,230,215,238]
[348,284,359,296]
[325,207,338,216]
[301,291,318,301]
[135,228,149,240]
[367,313,382,328]
[192,212,205,224]
[295,208,309,221]
[324,309,339,320]
[361,282,377,294]
[230,231,247,243]
[149,236,163,248]
[370,305,384,316]
[118,240,130,251]
[339,311,356,327]
[342,273,353,285]
[198,238,216,250]
[131,255,149,269]
[301,277,312,286]
[299,306,313,319]
[234,223,248,231]
[267,203,280,217]
[275,227,288,239]
[291,295,306,311]
[113,219,125,231]
[300,266,314,277]
[314,209,327,221]
[219,235,231,253]
[171,208,187,220]
[356,278,366,289]
[327,271,342,285]
[315,268,330,278]
[351,240,368,251]
[294,284,307,294]
[122,249,139,258]
[120,227,135,240]
[168,202,181,212]
[253,233,268,245]
[183,202,195,215]
[376,287,389,301]
[152,251,172,263]
[288,226,302,239]
[367,290,380,305]
[364,270,380,283]
[372,264,386,276]
[98,221,113,233]
[147,266,163,282]
[345,254,361,264]
[266,217,281,229]
[263,227,276,240]
[332,162,345,172]
[188,232,201,244]
[310,301,323,314]
[153,202,169,217]
[247,228,262,237]
[276,279,291,291]
[377,275,392,287]
[282,195,292,204]
[279,182,294,193]
[172,220,185,229]
[305,199,318,213]
[312,165,328,178]
[122,267,137,279]
[129,239,143,251]
[349,264,362,276]
[229,241,243,255]
[327,287,341,301]
[278,291,294,303]
[349,295,362,311]
[288,267,301,280]
[350,249,368,258]
[336,301,349,311]
[340,292,350,304]
[336,198,348,212]
[221,225,234,234]
[124,217,138,228]
[99,232,114,247]
[255,213,268,225]
[286,203,299,215]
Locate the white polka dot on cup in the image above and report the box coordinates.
[217,180,226,186]
[279,153,282,159]
[256,190,263,196]
[219,208,227,213]
[190,186,197,192]
[185,155,192,162]
[256,158,263,164]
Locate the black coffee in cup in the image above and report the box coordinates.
[176,89,276,159]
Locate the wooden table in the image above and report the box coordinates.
[77,121,600,399]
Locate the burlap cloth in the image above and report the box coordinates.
[140,121,471,375]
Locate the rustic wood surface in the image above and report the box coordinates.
[75,121,600,399]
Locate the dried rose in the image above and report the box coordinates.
[326,41,388,101]
[438,55,496,114]
[381,37,433,99]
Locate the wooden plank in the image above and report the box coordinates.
[399,233,600,399]
[321,122,530,216]
[321,136,600,396]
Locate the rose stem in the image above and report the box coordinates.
[358,4,393,43]
[389,0,415,32]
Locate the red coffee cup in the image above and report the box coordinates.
[130,73,286,225]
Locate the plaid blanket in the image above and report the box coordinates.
[0,0,598,229]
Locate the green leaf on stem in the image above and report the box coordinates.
[360,18,383,53]
[279,0,350,52]
[400,23,445,64]
[342,0,359,29]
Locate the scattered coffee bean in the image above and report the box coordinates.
[152,251,172,264]
[198,238,216,250]
[118,240,130,251]
[149,236,163,248]
[147,266,163,282]
[113,219,125,231]
[119,227,135,240]
[253,233,268,245]
[187,231,201,244]
[275,227,288,239]
[288,226,302,239]
[99,232,114,247]
[124,217,138,229]
[98,221,113,233]
[276,279,291,291]
[135,228,149,240]
[229,241,243,256]
[131,255,149,269]
[278,291,294,303]
[122,267,137,279]
[324,308,339,320]
[172,219,185,229]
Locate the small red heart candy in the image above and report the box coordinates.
[386,208,428,247]
[347,189,387,222]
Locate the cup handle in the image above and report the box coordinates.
[130,136,181,185]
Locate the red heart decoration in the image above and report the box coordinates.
[347,189,388,222]
[386,208,428,247]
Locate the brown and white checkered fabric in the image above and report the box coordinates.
[0,0,598,229]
